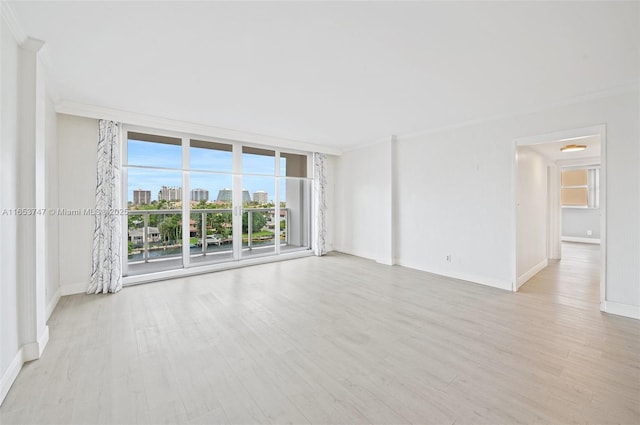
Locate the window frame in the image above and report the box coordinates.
[560,165,600,209]
[121,124,314,285]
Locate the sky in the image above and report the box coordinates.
[126,139,297,203]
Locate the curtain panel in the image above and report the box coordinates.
[87,120,123,294]
[313,153,327,256]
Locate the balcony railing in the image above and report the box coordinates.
[127,208,290,265]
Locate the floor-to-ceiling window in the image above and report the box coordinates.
[188,140,235,267]
[123,128,312,279]
[241,147,277,258]
[281,152,312,252]
[125,132,184,275]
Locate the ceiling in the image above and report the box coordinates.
[524,135,601,162]
[7,1,640,151]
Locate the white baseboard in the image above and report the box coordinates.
[46,287,61,320]
[517,258,549,289]
[60,281,87,296]
[21,325,49,362]
[38,326,50,358]
[334,247,377,263]
[0,323,50,406]
[21,342,39,362]
[602,301,640,320]
[0,348,23,406]
[376,257,394,266]
[562,236,600,244]
[395,259,512,291]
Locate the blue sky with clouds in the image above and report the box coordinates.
[127,140,291,203]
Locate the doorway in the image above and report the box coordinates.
[513,125,606,312]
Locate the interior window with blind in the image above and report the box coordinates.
[561,167,599,208]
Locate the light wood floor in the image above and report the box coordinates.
[519,242,601,311]
[1,244,639,424]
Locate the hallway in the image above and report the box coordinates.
[519,242,600,311]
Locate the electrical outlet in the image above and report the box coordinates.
[587,230,593,236]
[446,254,452,262]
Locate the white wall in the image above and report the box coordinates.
[44,93,59,314]
[562,208,600,240]
[0,13,21,403]
[334,89,639,317]
[516,147,548,285]
[57,114,98,295]
[334,140,392,263]
[394,122,514,290]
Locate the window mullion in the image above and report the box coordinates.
[121,125,129,277]
[181,137,191,268]
[275,151,281,255]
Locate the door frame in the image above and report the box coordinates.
[511,124,607,312]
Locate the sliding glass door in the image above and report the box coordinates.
[241,147,276,258]
[125,133,184,275]
[123,128,312,278]
[187,140,235,267]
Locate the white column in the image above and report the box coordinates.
[18,37,48,361]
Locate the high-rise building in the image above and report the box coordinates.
[191,188,209,202]
[133,189,151,205]
[158,186,182,201]
[216,188,232,203]
[242,189,251,204]
[216,188,252,203]
[253,190,268,204]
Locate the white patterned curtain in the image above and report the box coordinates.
[313,153,327,256]
[87,120,123,294]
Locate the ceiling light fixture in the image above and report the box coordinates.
[560,144,587,153]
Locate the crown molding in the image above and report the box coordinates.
[55,100,343,156]
[21,36,43,52]
[343,80,639,153]
[0,1,60,104]
[514,124,606,147]
[1,0,26,45]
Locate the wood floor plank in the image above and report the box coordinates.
[1,242,639,424]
